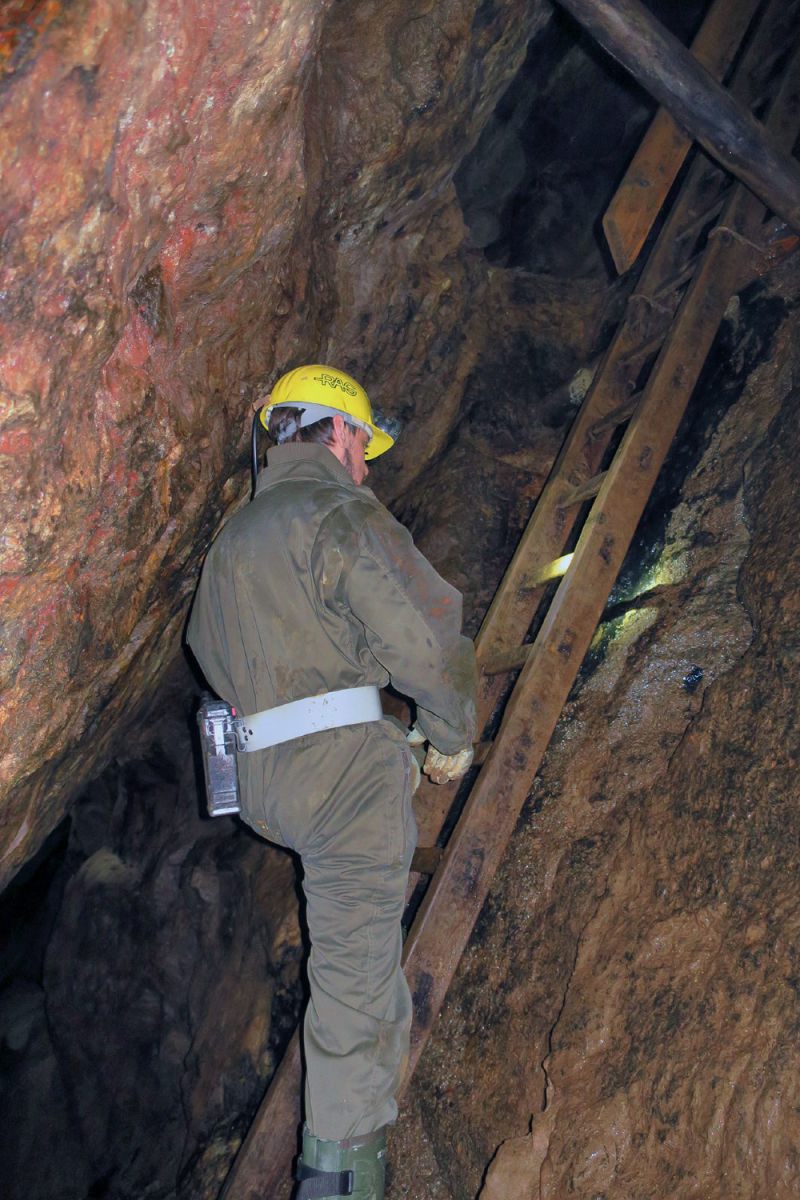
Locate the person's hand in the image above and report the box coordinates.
[423,745,474,785]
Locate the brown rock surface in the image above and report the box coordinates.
[0,0,550,888]
[390,268,800,1197]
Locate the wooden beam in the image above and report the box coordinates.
[410,845,444,875]
[558,0,800,235]
[220,1035,301,1199]
[602,0,762,273]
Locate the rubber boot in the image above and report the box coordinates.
[294,1125,387,1200]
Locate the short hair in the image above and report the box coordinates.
[267,405,357,448]
[267,406,336,448]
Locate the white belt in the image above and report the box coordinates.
[234,685,382,752]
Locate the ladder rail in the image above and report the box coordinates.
[468,0,795,710]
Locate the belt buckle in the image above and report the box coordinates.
[233,718,250,753]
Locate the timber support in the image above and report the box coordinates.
[557,0,800,236]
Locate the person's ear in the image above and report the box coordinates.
[331,413,347,442]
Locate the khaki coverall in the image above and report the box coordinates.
[187,442,476,1140]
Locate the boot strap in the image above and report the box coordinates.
[295,1164,354,1199]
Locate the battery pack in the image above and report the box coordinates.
[197,695,241,817]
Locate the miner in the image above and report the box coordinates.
[187,364,476,1200]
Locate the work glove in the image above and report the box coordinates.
[423,744,474,786]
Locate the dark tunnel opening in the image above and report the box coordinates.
[455,0,710,274]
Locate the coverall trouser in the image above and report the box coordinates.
[251,720,418,1140]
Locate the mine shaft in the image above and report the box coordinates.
[1,2,799,1199]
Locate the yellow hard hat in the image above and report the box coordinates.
[260,364,396,459]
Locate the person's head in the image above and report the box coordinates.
[266,406,370,485]
[260,364,397,486]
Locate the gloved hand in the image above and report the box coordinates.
[423,745,474,785]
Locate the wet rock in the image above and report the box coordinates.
[392,262,800,1197]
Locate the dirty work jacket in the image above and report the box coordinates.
[187,442,477,822]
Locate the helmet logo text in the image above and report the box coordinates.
[314,372,357,396]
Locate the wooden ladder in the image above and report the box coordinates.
[221,4,800,1195]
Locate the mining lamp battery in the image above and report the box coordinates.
[197,695,241,817]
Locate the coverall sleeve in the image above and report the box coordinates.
[343,507,477,755]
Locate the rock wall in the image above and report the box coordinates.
[0,0,547,890]
[391,263,800,1198]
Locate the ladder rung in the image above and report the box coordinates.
[677,196,726,245]
[561,471,608,506]
[652,256,700,301]
[531,552,574,585]
[589,395,642,437]
[410,846,443,876]
[472,740,492,766]
[751,82,773,108]
[751,86,775,118]
[696,157,726,190]
[481,643,533,677]
[482,558,576,680]
[617,331,665,366]
[753,42,790,87]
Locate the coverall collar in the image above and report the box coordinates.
[256,442,377,499]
